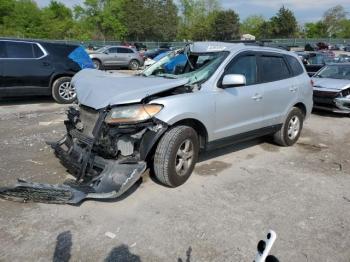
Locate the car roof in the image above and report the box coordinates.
[190,41,292,55]
[0,38,79,48]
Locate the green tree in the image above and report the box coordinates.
[74,0,126,40]
[177,0,220,40]
[2,0,43,38]
[338,19,350,38]
[40,1,74,39]
[270,6,298,38]
[304,21,328,38]
[210,10,240,41]
[240,15,265,38]
[121,0,178,41]
[323,5,348,37]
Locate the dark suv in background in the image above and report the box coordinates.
[0,39,94,103]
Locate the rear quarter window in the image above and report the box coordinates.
[117,47,134,53]
[286,55,304,76]
[259,55,291,82]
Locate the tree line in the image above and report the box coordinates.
[0,0,349,41]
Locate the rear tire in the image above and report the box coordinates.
[129,59,140,70]
[153,126,199,187]
[51,76,75,104]
[273,107,304,146]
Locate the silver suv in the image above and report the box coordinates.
[35,42,312,203]
[89,45,144,70]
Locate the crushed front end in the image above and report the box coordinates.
[313,88,350,114]
[0,104,167,204]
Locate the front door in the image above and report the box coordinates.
[214,53,264,140]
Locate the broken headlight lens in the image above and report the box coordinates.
[105,104,163,124]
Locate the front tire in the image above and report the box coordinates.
[51,76,75,104]
[273,107,304,146]
[153,126,199,187]
[92,59,102,70]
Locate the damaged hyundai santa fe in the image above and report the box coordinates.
[0,42,313,204]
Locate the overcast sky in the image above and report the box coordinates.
[35,0,350,23]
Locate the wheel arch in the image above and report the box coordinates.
[171,118,208,150]
[293,102,307,118]
[50,73,74,90]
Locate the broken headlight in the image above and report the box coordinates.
[105,104,163,124]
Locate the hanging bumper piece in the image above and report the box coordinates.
[0,160,146,204]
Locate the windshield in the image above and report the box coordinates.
[96,46,108,53]
[142,48,229,85]
[315,65,350,80]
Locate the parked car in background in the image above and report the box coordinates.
[334,54,350,63]
[143,47,171,59]
[312,63,350,114]
[89,46,144,70]
[134,42,147,51]
[0,38,94,103]
[297,52,333,76]
[35,42,313,203]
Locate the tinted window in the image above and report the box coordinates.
[108,47,118,53]
[33,44,44,58]
[226,55,257,85]
[6,42,34,58]
[117,47,133,53]
[286,55,304,76]
[0,42,6,58]
[259,56,290,82]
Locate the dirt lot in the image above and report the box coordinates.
[0,96,350,262]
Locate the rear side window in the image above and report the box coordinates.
[225,55,257,85]
[0,42,6,58]
[286,55,304,76]
[6,42,34,58]
[117,47,134,53]
[259,56,290,82]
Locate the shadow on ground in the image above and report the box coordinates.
[52,231,141,262]
[0,96,54,106]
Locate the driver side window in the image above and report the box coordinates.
[225,55,257,85]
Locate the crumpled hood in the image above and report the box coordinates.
[312,77,350,91]
[71,69,189,109]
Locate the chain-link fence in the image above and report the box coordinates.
[2,36,350,49]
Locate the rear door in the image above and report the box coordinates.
[214,53,264,139]
[257,52,297,126]
[116,47,134,66]
[2,41,54,96]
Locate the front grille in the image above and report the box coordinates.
[313,90,339,98]
[313,97,334,106]
[79,106,100,137]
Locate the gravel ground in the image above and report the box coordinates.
[0,96,349,262]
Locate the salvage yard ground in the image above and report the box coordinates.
[1,86,350,261]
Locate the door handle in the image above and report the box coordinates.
[42,61,51,67]
[289,86,298,92]
[252,93,263,101]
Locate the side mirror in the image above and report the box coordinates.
[104,50,109,54]
[221,74,246,88]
